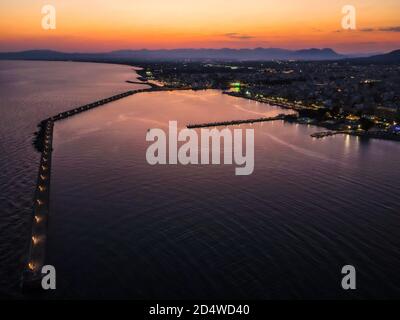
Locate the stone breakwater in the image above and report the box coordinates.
[23,120,54,289]
[187,114,287,129]
[23,88,154,289]
[32,90,147,152]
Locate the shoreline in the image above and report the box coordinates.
[223,91,400,142]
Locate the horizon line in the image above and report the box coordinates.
[0,47,382,55]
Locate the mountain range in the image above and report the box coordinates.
[0,48,344,62]
[0,48,399,63]
[347,49,400,64]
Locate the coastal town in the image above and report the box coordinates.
[137,61,400,141]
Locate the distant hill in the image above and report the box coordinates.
[0,50,107,61]
[348,49,400,64]
[0,48,346,62]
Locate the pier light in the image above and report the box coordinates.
[28,262,36,271]
[36,199,44,206]
[32,236,38,245]
[41,165,48,171]
[35,215,41,223]
[39,185,46,192]
[40,174,47,180]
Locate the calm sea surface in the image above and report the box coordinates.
[0,61,147,297]
[49,89,400,299]
[1,61,400,299]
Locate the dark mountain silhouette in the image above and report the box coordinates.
[348,49,400,64]
[0,48,345,62]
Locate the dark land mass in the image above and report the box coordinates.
[0,48,345,62]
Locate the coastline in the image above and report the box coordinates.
[5,59,397,299]
[19,60,400,290]
[223,91,400,142]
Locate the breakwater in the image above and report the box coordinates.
[310,130,400,141]
[187,114,287,129]
[310,131,348,139]
[351,130,400,141]
[23,120,54,289]
[51,90,140,121]
[23,88,153,289]
[32,89,154,152]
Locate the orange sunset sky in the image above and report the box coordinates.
[0,0,399,53]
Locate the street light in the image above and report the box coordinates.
[32,236,38,245]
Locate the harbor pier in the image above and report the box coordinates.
[187,114,287,129]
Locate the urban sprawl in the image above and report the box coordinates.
[138,61,400,140]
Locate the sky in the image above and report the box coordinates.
[0,0,399,53]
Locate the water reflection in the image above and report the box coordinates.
[47,89,400,299]
[0,61,147,296]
